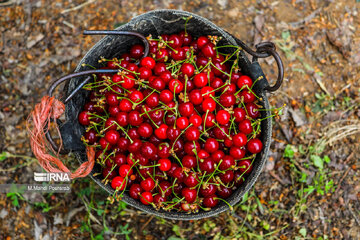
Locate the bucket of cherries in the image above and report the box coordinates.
[28,10,284,220]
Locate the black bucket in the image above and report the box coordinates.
[52,10,283,220]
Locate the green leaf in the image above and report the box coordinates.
[172,225,181,236]
[0,152,10,161]
[283,145,295,158]
[311,155,323,169]
[281,31,291,41]
[299,228,307,237]
[168,237,183,240]
[323,155,330,164]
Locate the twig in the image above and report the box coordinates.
[289,8,322,28]
[348,204,360,226]
[61,0,95,14]
[269,171,287,185]
[140,215,154,231]
[231,212,255,232]
[334,167,351,194]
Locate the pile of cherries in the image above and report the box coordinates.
[78,30,264,212]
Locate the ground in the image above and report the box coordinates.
[0,0,359,239]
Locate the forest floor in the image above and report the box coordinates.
[0,0,359,239]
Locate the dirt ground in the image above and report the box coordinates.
[0,0,359,239]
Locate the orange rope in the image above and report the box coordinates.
[26,96,95,179]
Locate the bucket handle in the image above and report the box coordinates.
[234,39,284,92]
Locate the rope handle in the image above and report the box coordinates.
[26,96,95,179]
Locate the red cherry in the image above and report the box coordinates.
[199,158,215,173]
[129,90,144,103]
[238,159,253,174]
[119,164,133,178]
[219,170,234,183]
[189,114,202,127]
[99,137,110,149]
[202,98,216,112]
[141,142,157,159]
[184,141,200,156]
[233,133,247,147]
[170,48,186,61]
[219,155,235,170]
[154,124,168,139]
[141,177,155,191]
[211,150,225,163]
[154,63,167,75]
[200,184,216,197]
[139,66,152,80]
[182,155,197,168]
[237,75,253,89]
[202,112,215,127]
[158,158,171,171]
[216,110,231,125]
[78,111,91,125]
[156,48,169,62]
[115,112,128,127]
[180,63,195,77]
[230,146,246,159]
[193,73,208,88]
[203,195,219,208]
[105,117,117,130]
[145,92,159,108]
[168,79,184,94]
[179,102,194,117]
[140,56,156,69]
[246,102,260,119]
[204,138,219,153]
[179,31,192,45]
[247,138,263,154]
[149,77,166,91]
[182,188,197,203]
[158,181,172,197]
[140,192,153,205]
[102,167,117,180]
[128,110,143,126]
[176,117,189,130]
[184,173,199,188]
[159,89,173,103]
[128,139,142,153]
[138,123,153,138]
[185,126,200,141]
[119,99,132,112]
[219,93,236,107]
[201,42,216,58]
[111,176,126,190]
[197,36,209,49]
[105,130,120,145]
[130,44,144,59]
[234,108,246,122]
[189,89,203,105]
[239,119,253,135]
[121,74,136,89]
[168,34,183,48]
[217,185,232,198]
[105,92,119,106]
[201,86,215,99]
[84,129,98,144]
[129,184,141,199]
[240,90,256,103]
[196,56,209,68]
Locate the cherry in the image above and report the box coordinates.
[219,93,236,107]
[119,164,133,178]
[184,141,200,156]
[199,158,215,173]
[128,139,142,153]
[200,184,217,197]
[78,111,91,125]
[232,133,247,147]
[240,90,256,103]
[129,90,144,104]
[111,176,126,191]
[238,159,253,174]
[140,56,156,69]
[216,110,231,125]
[83,102,96,112]
[182,188,197,203]
[179,102,194,117]
[158,143,171,158]
[184,173,199,188]
[238,119,253,135]
[211,150,225,163]
[170,48,186,61]
[219,155,235,170]
[140,192,153,205]
[180,63,195,77]
[138,123,153,138]
[179,31,192,45]
[168,79,184,94]
[247,138,263,154]
[173,167,185,182]
[189,114,202,127]
[154,63,167,75]
[141,177,155,192]
[139,66,152,80]
[145,92,159,108]
[154,194,167,204]
[160,70,172,83]
[202,98,216,112]
[154,124,168,139]
[229,146,246,159]
[202,112,215,127]
[84,129,98,144]
[182,155,197,168]
[129,184,141,199]
[237,75,253,89]
[217,185,232,198]
[130,44,144,59]
[219,170,234,183]
[193,73,208,88]
[201,43,216,58]
[121,74,136,89]
[189,89,203,105]
[176,117,189,130]
[158,158,171,171]
[201,86,215,99]
[197,36,209,49]
[203,195,219,208]
[159,90,173,103]
[102,167,117,180]
[156,48,169,62]
[128,110,143,126]
[141,142,157,159]
[185,126,200,141]
[115,112,128,127]
[99,138,110,149]
[105,130,120,145]
[246,102,260,119]
[196,56,209,68]
[150,77,166,91]
[112,153,126,166]
[204,138,219,153]
[233,108,246,122]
